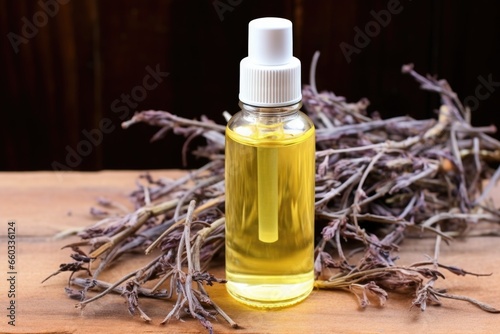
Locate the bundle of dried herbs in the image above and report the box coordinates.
[44,56,500,332]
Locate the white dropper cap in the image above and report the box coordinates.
[239,17,301,107]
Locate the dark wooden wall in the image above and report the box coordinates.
[1,0,500,171]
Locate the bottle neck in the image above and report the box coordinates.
[239,102,302,117]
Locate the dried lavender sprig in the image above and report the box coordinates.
[159,200,236,331]
[46,61,500,332]
[122,110,226,133]
[125,76,500,313]
[76,252,165,309]
[305,58,500,312]
[71,277,169,298]
[122,110,225,166]
[67,199,232,331]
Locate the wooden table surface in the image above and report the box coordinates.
[1,170,499,334]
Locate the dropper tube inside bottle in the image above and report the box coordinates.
[257,146,278,243]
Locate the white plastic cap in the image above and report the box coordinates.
[239,17,301,107]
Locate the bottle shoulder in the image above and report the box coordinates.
[226,109,315,145]
[227,109,314,129]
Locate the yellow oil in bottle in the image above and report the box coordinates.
[225,122,315,308]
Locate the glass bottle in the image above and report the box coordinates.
[225,17,316,308]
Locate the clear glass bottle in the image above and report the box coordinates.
[225,17,315,308]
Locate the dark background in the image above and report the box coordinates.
[1,0,499,171]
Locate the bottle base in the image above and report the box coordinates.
[225,272,314,308]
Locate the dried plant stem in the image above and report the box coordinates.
[193,217,225,271]
[315,267,424,289]
[122,111,226,133]
[317,134,423,158]
[77,253,165,308]
[421,213,500,228]
[475,164,500,205]
[90,199,179,258]
[432,290,500,313]
[173,174,224,221]
[145,195,224,254]
[71,277,168,298]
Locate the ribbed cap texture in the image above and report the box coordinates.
[239,17,302,107]
[239,58,301,107]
